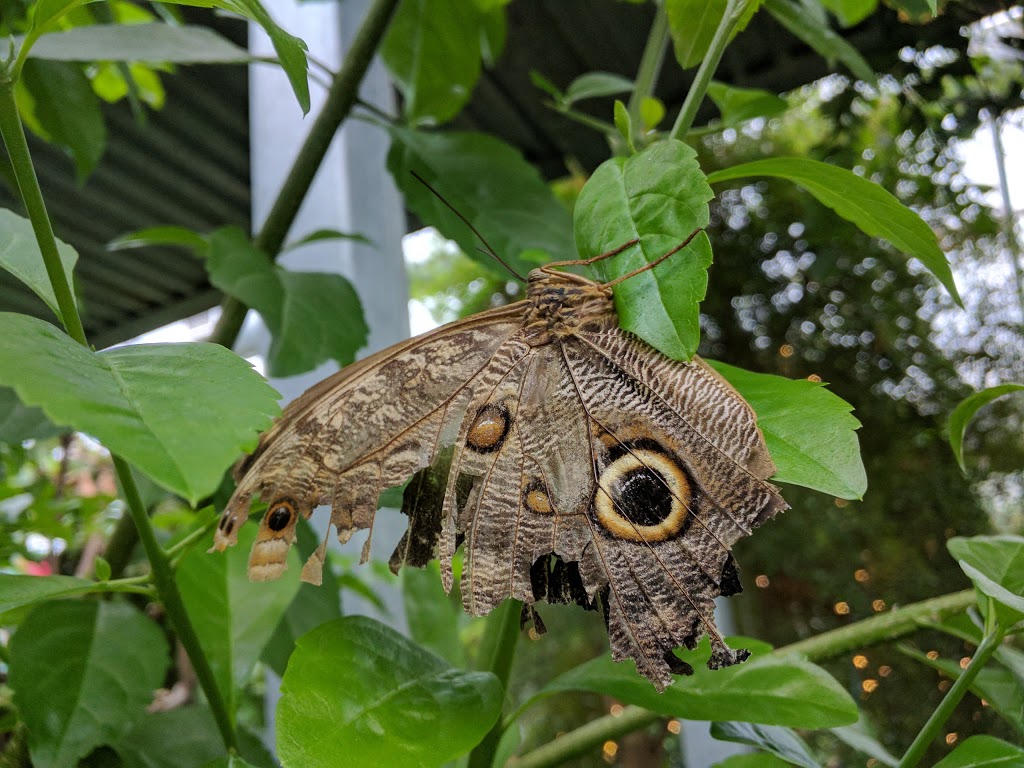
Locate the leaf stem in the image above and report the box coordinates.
[114,457,238,751]
[209,0,401,349]
[468,598,523,768]
[669,0,747,141]
[896,614,1005,767]
[512,589,976,768]
[0,77,238,753]
[0,82,87,345]
[626,3,670,142]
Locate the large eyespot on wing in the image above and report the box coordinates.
[592,445,692,542]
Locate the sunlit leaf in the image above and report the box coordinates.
[0,313,280,504]
[709,361,866,499]
[575,139,713,360]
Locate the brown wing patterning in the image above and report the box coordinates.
[213,268,786,690]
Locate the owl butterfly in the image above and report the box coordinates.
[212,230,787,690]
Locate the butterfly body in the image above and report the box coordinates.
[214,266,786,689]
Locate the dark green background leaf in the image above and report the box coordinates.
[707,81,787,126]
[261,518,343,677]
[382,0,493,124]
[948,384,1024,471]
[10,600,169,768]
[19,59,106,181]
[205,227,368,377]
[763,0,875,83]
[574,139,714,361]
[277,616,502,768]
[388,128,575,277]
[709,361,866,499]
[0,313,280,504]
[0,386,61,443]
[178,524,301,715]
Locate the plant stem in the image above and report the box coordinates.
[468,598,523,768]
[512,589,976,768]
[669,0,746,141]
[626,3,670,140]
[0,79,238,753]
[114,457,238,751]
[896,620,1005,767]
[0,82,87,345]
[209,0,400,349]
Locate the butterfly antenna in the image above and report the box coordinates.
[409,171,526,281]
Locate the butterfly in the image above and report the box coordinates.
[212,230,787,690]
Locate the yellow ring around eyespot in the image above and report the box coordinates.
[593,448,690,542]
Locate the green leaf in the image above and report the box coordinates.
[819,0,878,26]
[948,535,1024,625]
[708,361,866,499]
[261,518,343,677]
[282,228,372,252]
[665,0,761,69]
[0,574,93,615]
[0,386,61,443]
[563,71,634,106]
[713,755,792,768]
[763,0,876,84]
[614,99,635,152]
[387,128,576,277]
[706,81,787,126]
[831,717,898,766]
[277,616,502,768]
[20,59,105,181]
[0,208,79,320]
[948,385,1024,471]
[711,722,821,768]
[201,757,260,768]
[706,157,960,305]
[0,312,280,504]
[666,0,726,68]
[533,636,858,728]
[529,70,563,101]
[178,524,301,715]
[382,0,488,125]
[402,560,466,667]
[639,96,666,130]
[93,556,112,582]
[9,600,170,768]
[205,227,368,377]
[934,736,1024,767]
[22,23,253,62]
[108,225,210,255]
[574,139,713,360]
[115,706,271,768]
